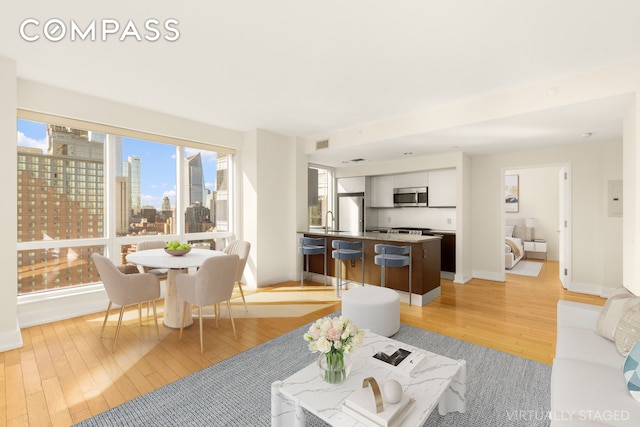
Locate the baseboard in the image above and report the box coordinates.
[18,284,111,328]
[0,323,23,352]
[472,270,504,282]
[568,281,618,298]
[19,296,110,328]
[440,271,455,280]
[454,272,473,284]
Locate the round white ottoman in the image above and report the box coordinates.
[341,286,400,337]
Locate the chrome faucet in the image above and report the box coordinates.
[325,210,335,233]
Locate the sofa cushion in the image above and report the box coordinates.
[556,327,624,369]
[614,298,640,356]
[551,358,640,426]
[595,287,635,340]
[558,300,602,330]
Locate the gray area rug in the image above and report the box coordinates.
[76,322,551,427]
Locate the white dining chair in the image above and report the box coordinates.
[136,240,169,279]
[176,254,240,353]
[135,239,169,318]
[223,240,251,309]
[91,253,161,351]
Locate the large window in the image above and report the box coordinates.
[17,116,233,295]
[308,165,334,228]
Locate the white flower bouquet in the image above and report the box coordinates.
[304,315,365,383]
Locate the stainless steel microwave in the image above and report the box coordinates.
[393,187,428,207]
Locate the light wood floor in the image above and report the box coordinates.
[1,260,605,427]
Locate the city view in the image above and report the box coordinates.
[16,119,229,294]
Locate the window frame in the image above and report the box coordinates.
[307,163,335,229]
[17,110,235,298]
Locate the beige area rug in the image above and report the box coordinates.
[507,260,543,277]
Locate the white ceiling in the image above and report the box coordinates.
[3,1,640,167]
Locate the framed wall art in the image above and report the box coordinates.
[505,174,519,212]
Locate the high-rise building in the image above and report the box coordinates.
[115,176,130,236]
[17,125,104,293]
[185,152,206,206]
[161,196,171,211]
[215,153,229,231]
[185,202,213,233]
[125,155,141,214]
[88,132,123,176]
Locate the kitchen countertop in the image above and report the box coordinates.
[365,227,456,235]
[301,230,441,243]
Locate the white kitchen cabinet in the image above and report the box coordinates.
[369,175,394,207]
[428,168,456,207]
[337,176,366,193]
[393,171,428,189]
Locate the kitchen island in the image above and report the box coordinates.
[300,230,441,305]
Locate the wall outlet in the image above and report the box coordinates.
[447,217,452,224]
[387,216,392,223]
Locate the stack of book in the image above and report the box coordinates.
[370,347,426,377]
[343,383,415,427]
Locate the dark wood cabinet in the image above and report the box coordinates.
[427,232,455,274]
[303,232,441,297]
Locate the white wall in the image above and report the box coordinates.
[18,80,243,150]
[0,56,21,351]
[623,96,639,295]
[601,141,624,288]
[242,129,298,287]
[369,207,456,231]
[474,140,623,294]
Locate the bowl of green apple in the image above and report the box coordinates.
[164,241,191,256]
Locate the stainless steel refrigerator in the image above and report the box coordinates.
[337,192,365,232]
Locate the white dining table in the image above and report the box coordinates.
[126,248,226,328]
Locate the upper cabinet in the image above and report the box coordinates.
[369,175,395,208]
[428,168,456,207]
[337,177,366,193]
[393,171,428,188]
[367,169,455,208]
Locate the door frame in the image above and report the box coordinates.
[500,163,571,286]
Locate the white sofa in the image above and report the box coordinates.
[551,300,640,426]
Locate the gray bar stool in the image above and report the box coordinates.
[331,240,364,297]
[374,243,412,305]
[297,237,327,287]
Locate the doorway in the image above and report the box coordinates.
[502,163,571,287]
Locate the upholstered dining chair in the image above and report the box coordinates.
[136,240,169,279]
[91,253,161,352]
[223,240,251,310]
[135,240,168,318]
[176,254,240,353]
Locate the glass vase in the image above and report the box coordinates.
[318,350,351,384]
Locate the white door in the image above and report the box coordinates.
[558,166,570,288]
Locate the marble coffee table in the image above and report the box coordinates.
[271,331,466,426]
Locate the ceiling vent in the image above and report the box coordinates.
[315,139,329,150]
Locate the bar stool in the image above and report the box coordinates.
[331,240,364,297]
[374,243,412,305]
[297,237,327,287]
